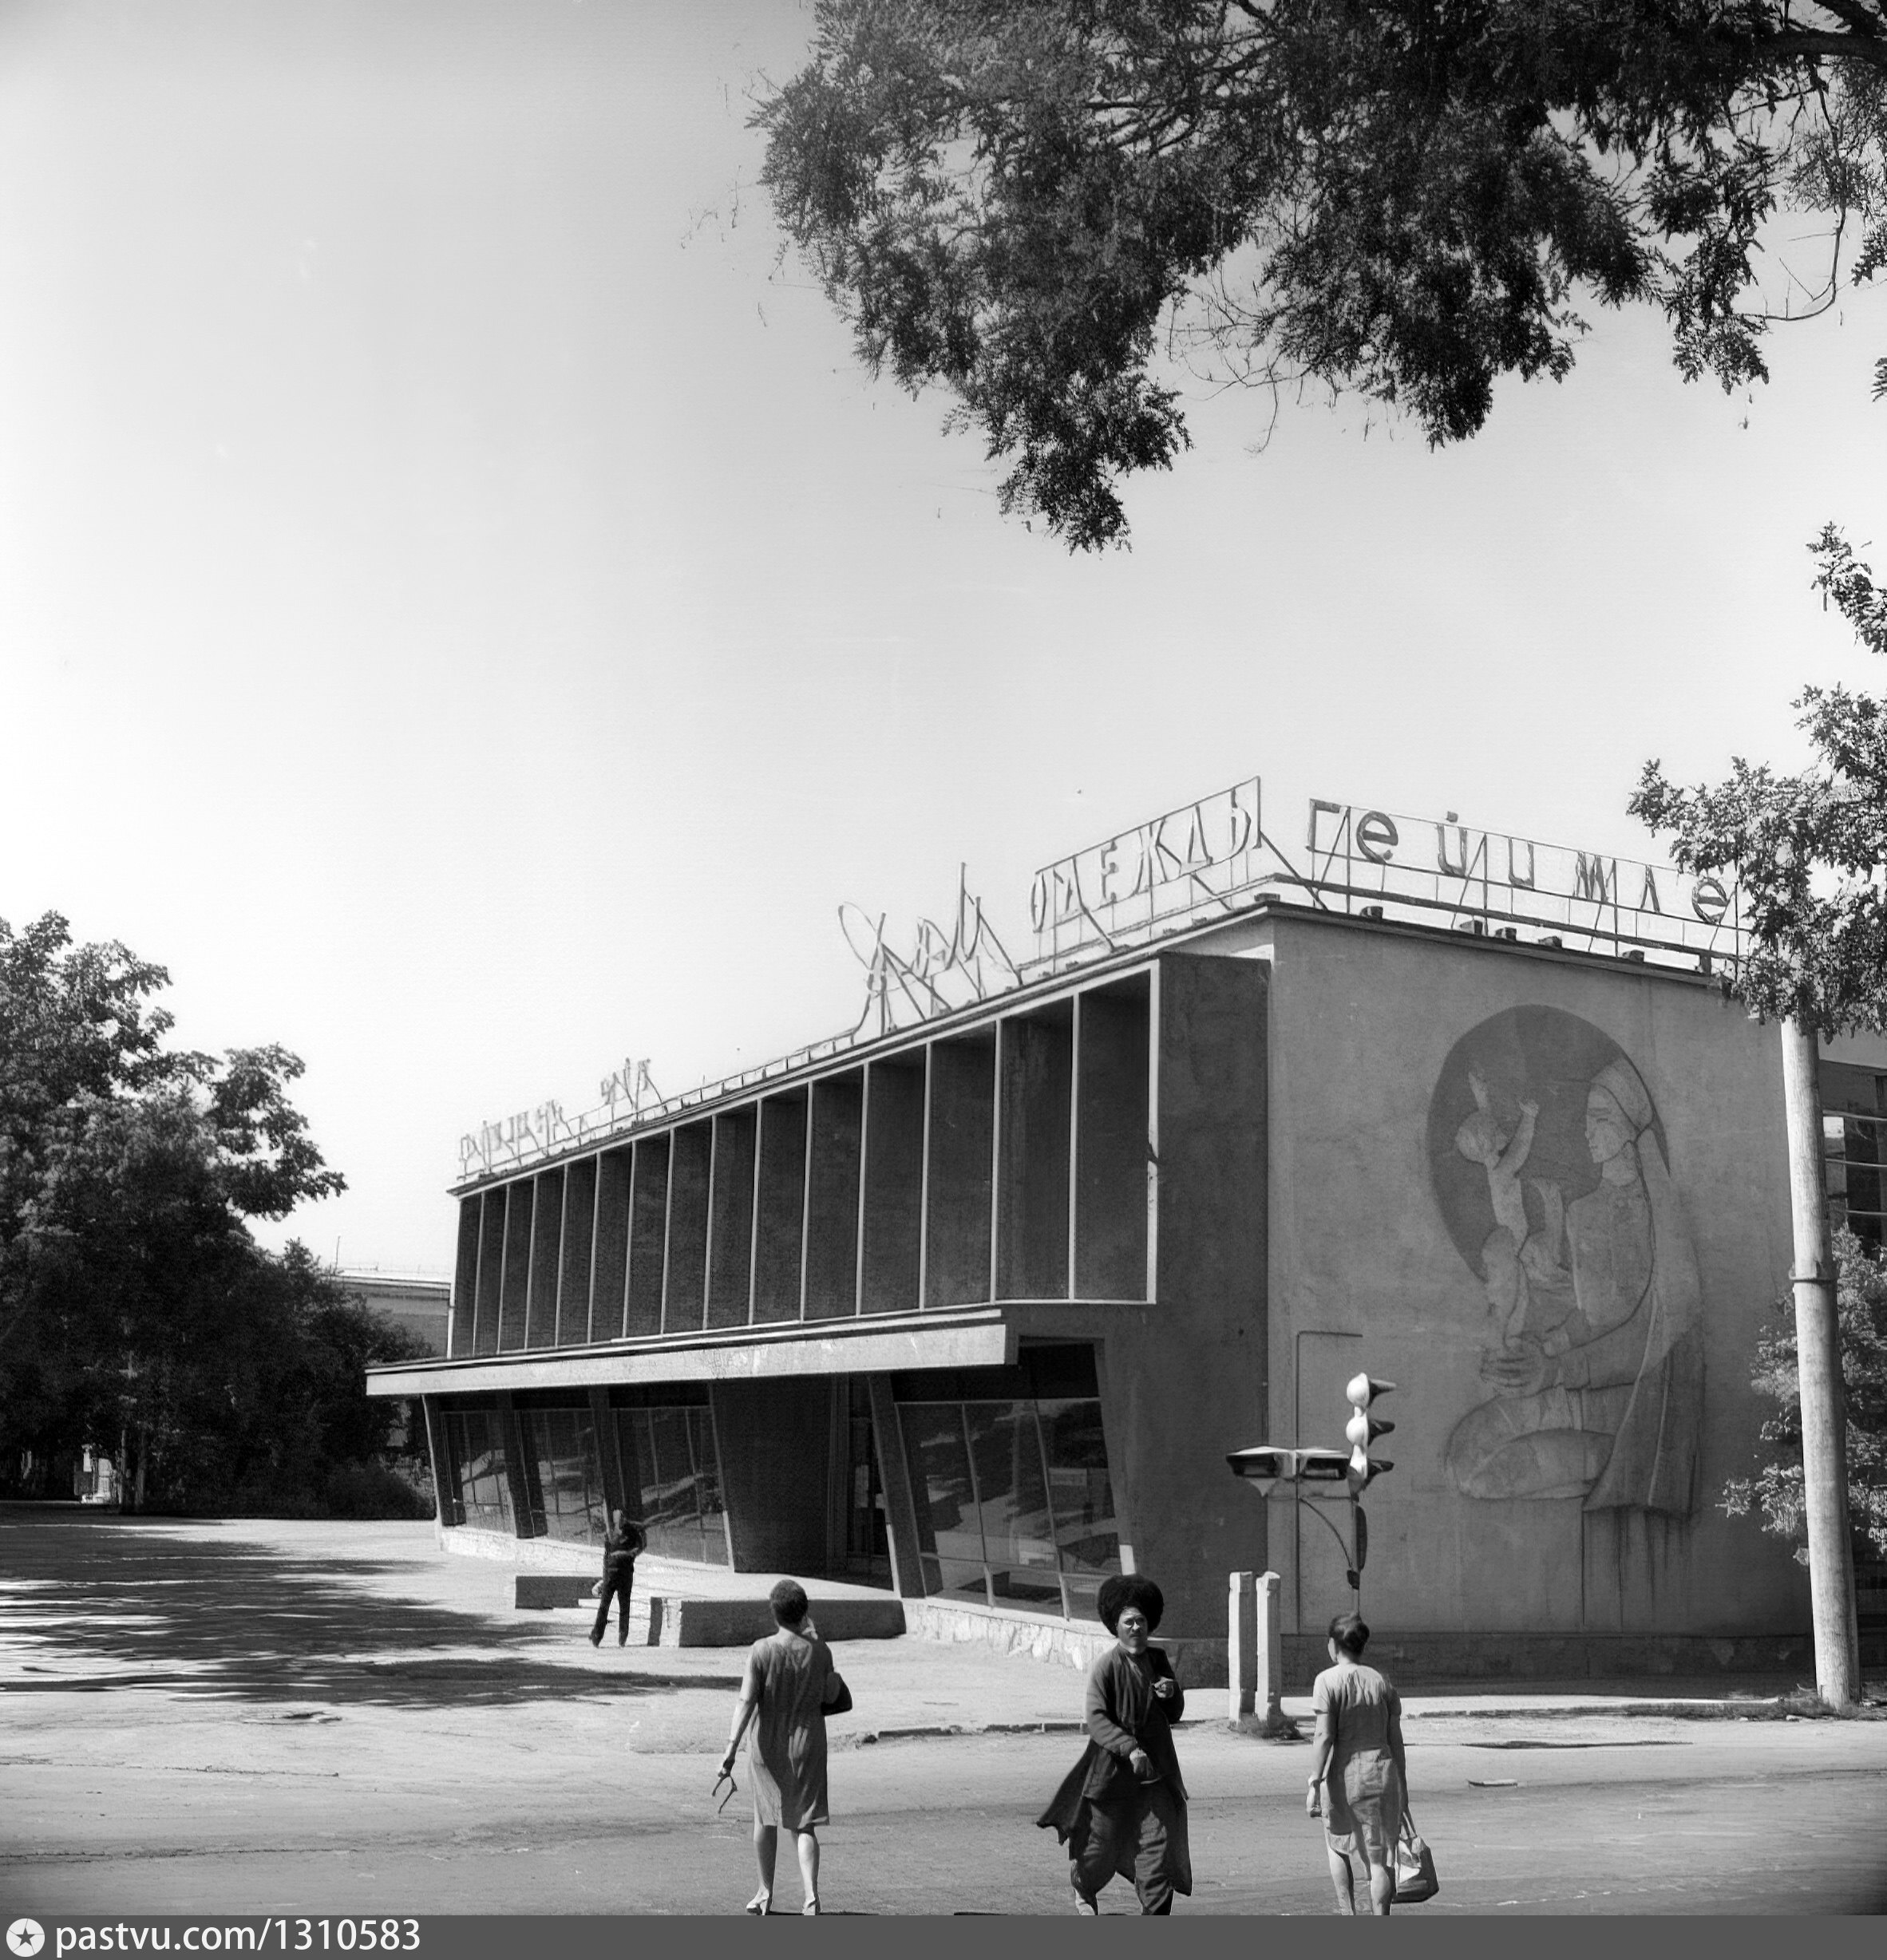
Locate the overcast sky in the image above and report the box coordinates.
[2,0,1882,1274]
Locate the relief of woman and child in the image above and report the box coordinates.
[1431,1007,1704,1519]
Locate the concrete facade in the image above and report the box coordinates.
[1249,911,1815,1668]
[370,899,1878,1681]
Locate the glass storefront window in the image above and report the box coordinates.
[966,1402,1060,1609]
[1037,1397,1122,1622]
[690,1407,729,1563]
[521,1408,607,1544]
[444,1409,513,1534]
[902,1405,987,1602]
[898,1386,1122,1620]
[618,1404,731,1567]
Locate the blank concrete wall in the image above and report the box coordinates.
[862,1057,925,1314]
[707,1108,758,1330]
[499,1182,533,1351]
[1097,952,1268,1634]
[474,1191,505,1356]
[805,1073,863,1320]
[1076,980,1151,1300]
[754,1093,808,1324]
[664,1122,712,1334]
[925,1033,995,1308]
[626,1136,669,1338]
[452,1198,481,1357]
[557,1157,597,1346]
[1154,955,1267,1318]
[592,1148,632,1343]
[711,1376,833,1571]
[525,1168,563,1349]
[997,1007,1073,1299]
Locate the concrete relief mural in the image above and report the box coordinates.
[1429,1009,1703,1518]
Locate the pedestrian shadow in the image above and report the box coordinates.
[0,1509,740,1710]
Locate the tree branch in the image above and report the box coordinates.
[1766,28,1887,73]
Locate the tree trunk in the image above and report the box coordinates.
[1780,1017,1861,1707]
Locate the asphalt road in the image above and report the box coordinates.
[8,1678,1885,1915]
[3,1508,1883,1917]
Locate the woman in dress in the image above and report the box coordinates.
[1036,1574,1192,1915]
[1306,1611,1407,1915]
[718,1579,838,1915]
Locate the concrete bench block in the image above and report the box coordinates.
[511,1575,904,1645]
[651,1596,906,1647]
[514,1574,598,1610]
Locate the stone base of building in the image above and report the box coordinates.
[901,1597,1109,1671]
[440,1523,598,1571]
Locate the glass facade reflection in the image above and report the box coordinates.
[519,1406,607,1544]
[898,1371,1121,1620]
[618,1405,730,1565]
[442,1408,513,1533]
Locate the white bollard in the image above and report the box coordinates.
[1228,1571,1256,1719]
[1256,1570,1283,1726]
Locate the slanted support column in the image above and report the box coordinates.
[420,1397,449,1531]
[866,1374,924,1599]
[496,1392,534,1539]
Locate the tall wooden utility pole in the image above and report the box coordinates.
[1780,1018,1861,1708]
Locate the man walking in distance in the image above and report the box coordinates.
[590,1509,647,1648]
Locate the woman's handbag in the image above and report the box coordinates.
[1393,1812,1439,1904]
[823,1670,853,1717]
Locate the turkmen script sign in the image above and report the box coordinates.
[458,775,1743,1185]
[1029,777,1740,967]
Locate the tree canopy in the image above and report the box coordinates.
[1632,528,1887,1033]
[758,2,1887,547]
[1723,1225,1887,1559]
[0,911,428,1514]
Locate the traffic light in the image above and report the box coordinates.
[1344,1372,1395,1494]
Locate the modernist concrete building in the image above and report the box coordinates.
[368,780,1885,1677]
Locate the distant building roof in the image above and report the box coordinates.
[339,1269,452,1357]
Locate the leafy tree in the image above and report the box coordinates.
[1723,1226,1887,1559]
[1631,525,1887,1032]
[758,1,1887,547]
[0,911,422,1514]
